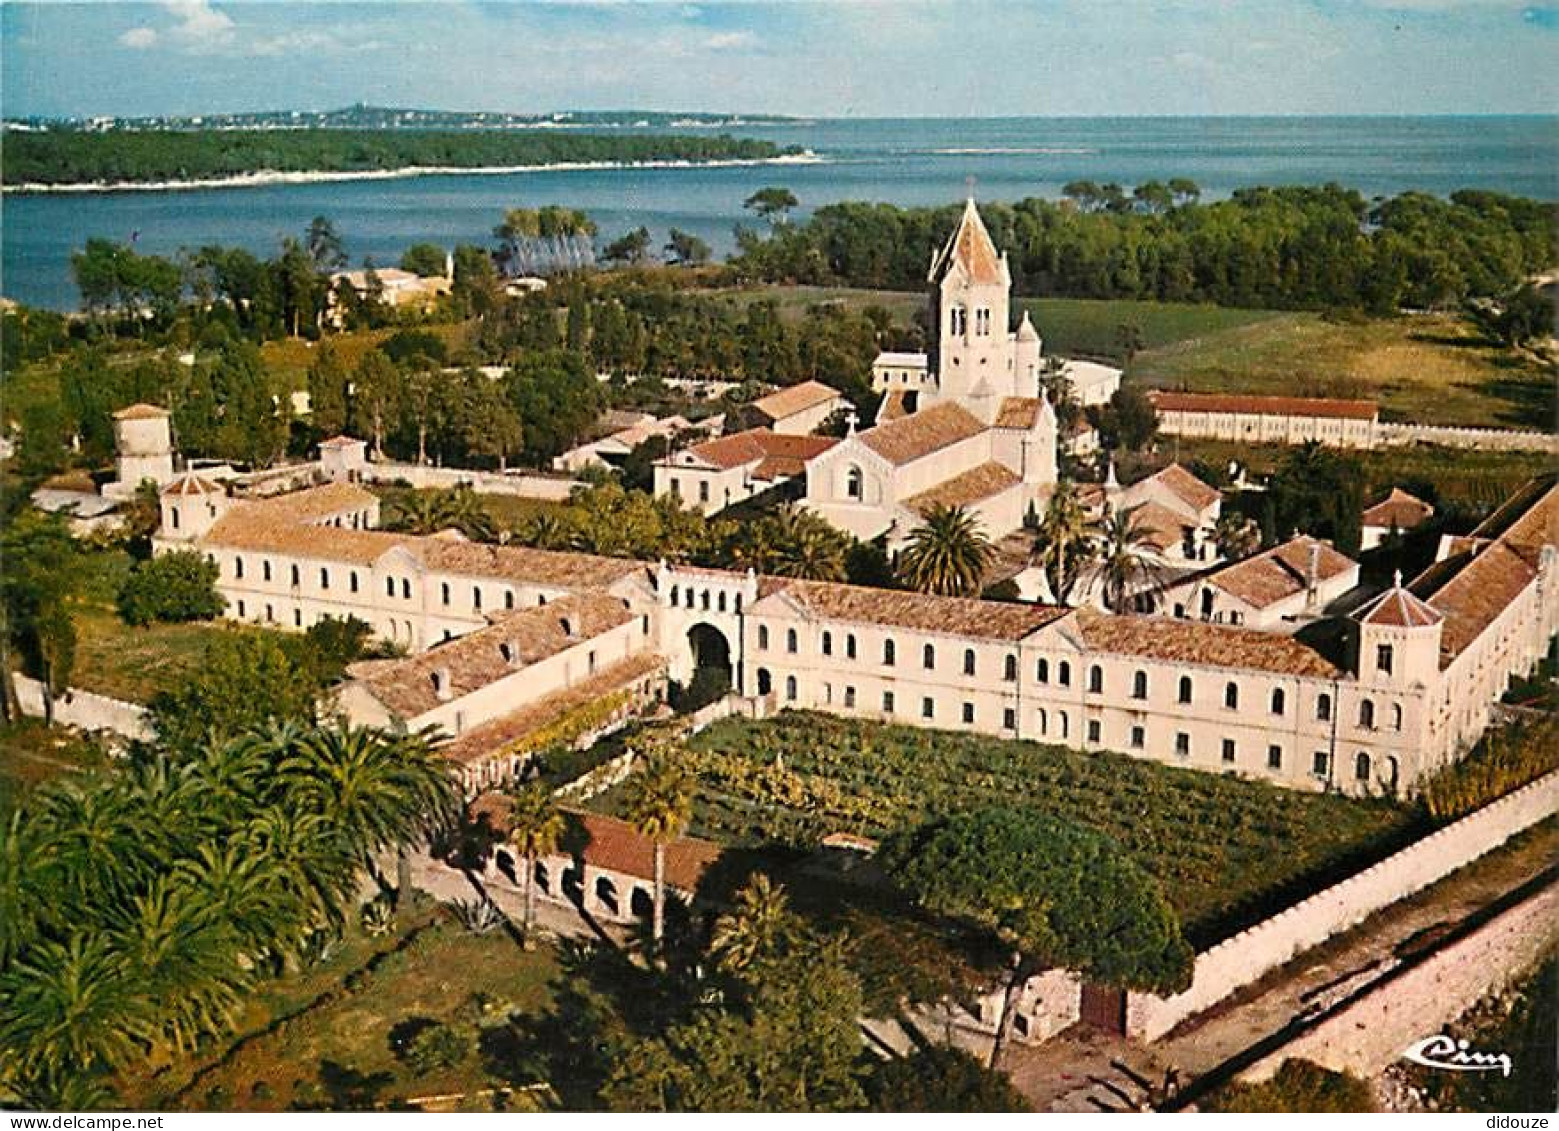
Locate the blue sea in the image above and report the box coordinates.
[3,116,1555,311]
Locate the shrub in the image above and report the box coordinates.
[117,548,224,625]
[1206,1060,1374,1113]
[401,1022,473,1074]
[867,1045,1030,1112]
[1419,716,1558,821]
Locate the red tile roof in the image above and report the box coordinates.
[1147,390,1377,421]
[1362,488,1435,530]
[904,461,1021,517]
[774,580,1069,641]
[858,402,985,466]
[681,428,836,472]
[1209,535,1357,609]
[1144,463,1222,513]
[1072,608,1341,678]
[750,380,843,422]
[113,402,170,421]
[993,397,1041,430]
[1354,585,1443,628]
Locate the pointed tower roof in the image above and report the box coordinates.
[1017,310,1040,342]
[1354,573,1443,629]
[928,197,1008,287]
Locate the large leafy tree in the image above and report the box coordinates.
[117,549,223,626]
[896,504,992,597]
[867,1045,1031,1112]
[0,509,82,724]
[1267,441,1365,555]
[881,807,1192,1065]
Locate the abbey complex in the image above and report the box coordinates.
[138,201,1559,802]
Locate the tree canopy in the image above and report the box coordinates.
[880,807,1193,994]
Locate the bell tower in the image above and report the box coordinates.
[927,197,1012,416]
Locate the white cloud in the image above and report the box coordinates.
[163,0,236,50]
[119,27,159,49]
[703,30,756,50]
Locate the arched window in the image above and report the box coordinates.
[701,590,711,611]
[785,675,798,702]
[1132,671,1148,700]
[505,590,515,609]
[1037,658,1050,683]
[883,638,896,666]
[1088,665,1103,693]
[758,625,770,650]
[718,592,727,613]
[499,642,514,664]
[670,585,679,606]
[235,557,244,579]
[1391,703,1403,731]
[1038,708,1048,735]
[963,649,976,676]
[786,628,798,654]
[1317,692,1332,721]
[1058,661,1071,687]
[1359,699,1375,729]
[1004,655,1018,682]
[846,466,864,501]
[923,643,936,670]
[290,564,300,587]
[1271,688,1286,716]
[1224,681,1240,709]
[822,631,833,656]
[1355,752,1372,782]
[1058,711,1069,738]
[1178,675,1193,704]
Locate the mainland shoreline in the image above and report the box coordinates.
[2,151,824,196]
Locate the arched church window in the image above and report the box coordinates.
[846,466,863,501]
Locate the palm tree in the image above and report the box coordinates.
[277,724,461,918]
[896,504,992,597]
[525,511,573,551]
[387,487,495,541]
[764,505,848,581]
[1092,504,1168,613]
[620,754,694,951]
[507,783,564,948]
[1035,479,1092,604]
[0,935,150,1084]
[709,873,793,972]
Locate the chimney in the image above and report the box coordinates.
[1305,540,1322,608]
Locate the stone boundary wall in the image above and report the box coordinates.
[364,462,580,501]
[12,674,151,743]
[1377,422,1558,454]
[1126,769,1559,1041]
[1239,882,1558,1082]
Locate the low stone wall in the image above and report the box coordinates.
[1377,422,1559,454]
[1126,769,1559,1041]
[1240,882,1559,1082]
[12,675,151,743]
[364,462,580,501]
[553,749,637,803]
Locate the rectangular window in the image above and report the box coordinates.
[350,572,359,593]
[1222,738,1236,763]
[320,568,330,590]
[1312,751,1330,778]
[237,599,246,618]
[882,691,895,714]
[699,481,710,503]
[1268,745,1283,770]
[293,609,302,627]
[961,702,974,724]
[844,686,856,709]
[1175,732,1191,757]
[1377,644,1394,675]
[1087,719,1101,744]
[1131,725,1145,749]
[922,697,935,720]
[1003,708,1016,731]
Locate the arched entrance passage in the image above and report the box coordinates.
[682,622,735,702]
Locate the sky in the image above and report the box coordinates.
[3,0,1557,120]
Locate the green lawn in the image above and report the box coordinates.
[1127,310,1552,430]
[119,913,559,1112]
[594,711,1421,947]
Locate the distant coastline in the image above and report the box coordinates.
[2,151,824,196]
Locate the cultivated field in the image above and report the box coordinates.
[593,711,1421,945]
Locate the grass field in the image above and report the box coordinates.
[64,550,236,703]
[590,711,1421,946]
[117,912,558,1112]
[1127,310,1553,430]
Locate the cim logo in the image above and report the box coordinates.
[1402,1034,1513,1077]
